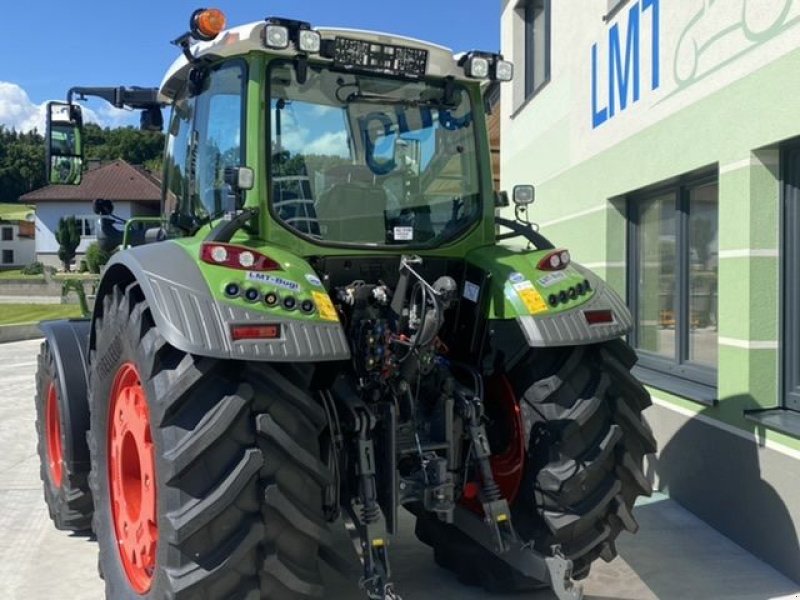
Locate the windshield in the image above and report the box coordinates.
[268,62,481,246]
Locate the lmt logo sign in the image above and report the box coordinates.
[591,0,660,128]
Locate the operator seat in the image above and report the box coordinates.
[316,166,387,243]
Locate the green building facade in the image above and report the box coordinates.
[501,0,800,581]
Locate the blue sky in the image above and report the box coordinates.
[0,1,500,132]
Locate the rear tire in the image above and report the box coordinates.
[35,340,93,532]
[88,282,330,599]
[416,339,655,590]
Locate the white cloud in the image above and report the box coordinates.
[306,131,349,157]
[271,107,349,158]
[0,81,138,133]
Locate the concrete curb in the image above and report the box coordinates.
[0,324,43,343]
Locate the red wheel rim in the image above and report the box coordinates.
[108,363,157,594]
[461,375,526,513]
[45,382,64,488]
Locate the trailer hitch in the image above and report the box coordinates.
[334,385,402,600]
[451,506,583,600]
[454,389,583,600]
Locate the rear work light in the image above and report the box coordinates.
[200,243,281,271]
[231,324,282,341]
[584,309,615,325]
[537,249,571,271]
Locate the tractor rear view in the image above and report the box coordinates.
[34,9,654,600]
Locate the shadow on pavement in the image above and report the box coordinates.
[616,393,800,599]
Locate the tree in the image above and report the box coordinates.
[55,216,80,271]
[85,241,113,274]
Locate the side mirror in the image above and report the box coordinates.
[223,166,255,211]
[396,137,422,177]
[512,184,535,206]
[46,102,84,185]
[140,106,164,132]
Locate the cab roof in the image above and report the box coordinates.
[159,21,475,103]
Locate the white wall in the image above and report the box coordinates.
[0,223,35,267]
[35,201,136,260]
[501,0,800,188]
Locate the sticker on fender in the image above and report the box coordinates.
[312,291,339,321]
[519,288,548,314]
[247,272,300,291]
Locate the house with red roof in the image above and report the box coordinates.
[20,160,160,268]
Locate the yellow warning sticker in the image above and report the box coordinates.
[312,291,339,321]
[519,288,549,315]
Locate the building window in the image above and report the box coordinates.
[628,171,719,399]
[1,226,12,241]
[77,216,96,237]
[1,249,13,264]
[783,146,800,411]
[523,0,551,99]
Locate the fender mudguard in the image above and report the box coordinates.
[93,241,350,362]
[38,318,92,466]
[516,268,633,347]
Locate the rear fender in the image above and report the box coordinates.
[92,241,350,362]
[465,245,632,348]
[39,318,91,465]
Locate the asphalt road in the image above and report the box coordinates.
[1,338,798,600]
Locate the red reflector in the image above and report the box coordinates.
[584,310,614,325]
[231,324,282,341]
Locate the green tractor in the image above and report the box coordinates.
[35,9,655,600]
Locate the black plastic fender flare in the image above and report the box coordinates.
[38,318,92,468]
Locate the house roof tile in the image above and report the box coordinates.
[20,160,161,203]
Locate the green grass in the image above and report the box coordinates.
[0,269,42,280]
[0,304,82,326]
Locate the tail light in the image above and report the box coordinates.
[537,249,571,271]
[200,243,281,271]
[584,309,615,325]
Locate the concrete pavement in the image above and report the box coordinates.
[1,338,798,600]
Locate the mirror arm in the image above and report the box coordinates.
[495,216,554,250]
[67,86,162,110]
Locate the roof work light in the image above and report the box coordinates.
[263,18,320,53]
[461,52,515,82]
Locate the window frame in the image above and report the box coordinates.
[1,226,12,241]
[782,145,800,411]
[604,0,630,21]
[1,249,13,264]
[163,58,248,231]
[523,0,551,101]
[627,170,719,402]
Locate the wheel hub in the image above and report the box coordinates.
[45,382,64,488]
[108,363,157,593]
